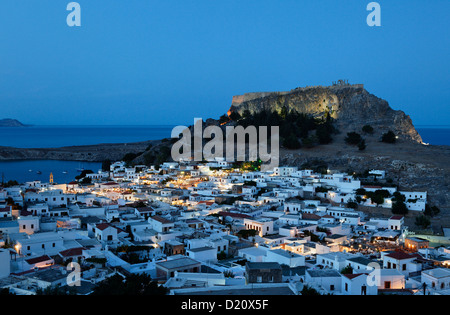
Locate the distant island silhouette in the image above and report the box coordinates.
[0,118,30,127]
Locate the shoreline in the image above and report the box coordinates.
[0,140,158,163]
[0,139,449,163]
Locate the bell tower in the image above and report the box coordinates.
[50,172,54,184]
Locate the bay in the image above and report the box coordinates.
[0,125,175,184]
[0,160,102,184]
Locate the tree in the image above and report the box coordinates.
[280,106,288,120]
[75,170,94,180]
[392,200,408,215]
[237,229,258,239]
[424,205,440,217]
[345,132,363,145]
[382,131,397,143]
[91,274,167,295]
[36,286,76,295]
[316,124,333,144]
[80,177,92,184]
[0,288,14,295]
[101,159,111,172]
[2,180,19,188]
[347,201,358,209]
[300,285,321,296]
[219,114,229,124]
[362,125,374,134]
[340,265,353,275]
[229,111,241,121]
[392,191,406,203]
[283,133,301,149]
[217,251,228,261]
[375,190,390,198]
[415,215,431,230]
[125,225,134,241]
[242,109,252,119]
[122,152,140,164]
[358,139,366,151]
[223,270,235,278]
[368,192,384,206]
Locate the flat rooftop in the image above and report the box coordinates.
[156,257,201,270]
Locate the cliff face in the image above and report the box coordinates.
[228,83,423,143]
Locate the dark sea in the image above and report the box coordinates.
[0,125,174,184]
[0,125,175,148]
[416,126,450,146]
[0,125,448,184]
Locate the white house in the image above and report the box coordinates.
[388,216,404,231]
[376,269,406,290]
[284,200,303,214]
[273,167,298,177]
[244,218,274,237]
[265,249,305,267]
[316,252,355,271]
[0,249,10,279]
[94,223,119,243]
[15,232,65,256]
[238,246,267,263]
[305,269,342,294]
[27,203,49,217]
[421,268,450,292]
[341,273,378,295]
[382,251,422,276]
[186,246,217,264]
[149,216,175,233]
[0,206,12,218]
[18,216,40,235]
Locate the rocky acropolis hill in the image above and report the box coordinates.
[228,81,423,143]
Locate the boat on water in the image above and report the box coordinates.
[77,163,85,172]
[28,169,33,172]
[36,171,42,175]
[62,171,68,174]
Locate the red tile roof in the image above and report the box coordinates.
[218,211,251,219]
[0,207,10,213]
[198,201,214,206]
[59,247,85,258]
[20,209,34,217]
[385,251,414,260]
[344,273,366,280]
[390,216,404,220]
[151,215,174,224]
[302,213,321,220]
[25,255,53,265]
[96,223,112,231]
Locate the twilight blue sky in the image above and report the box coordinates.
[0,0,449,126]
